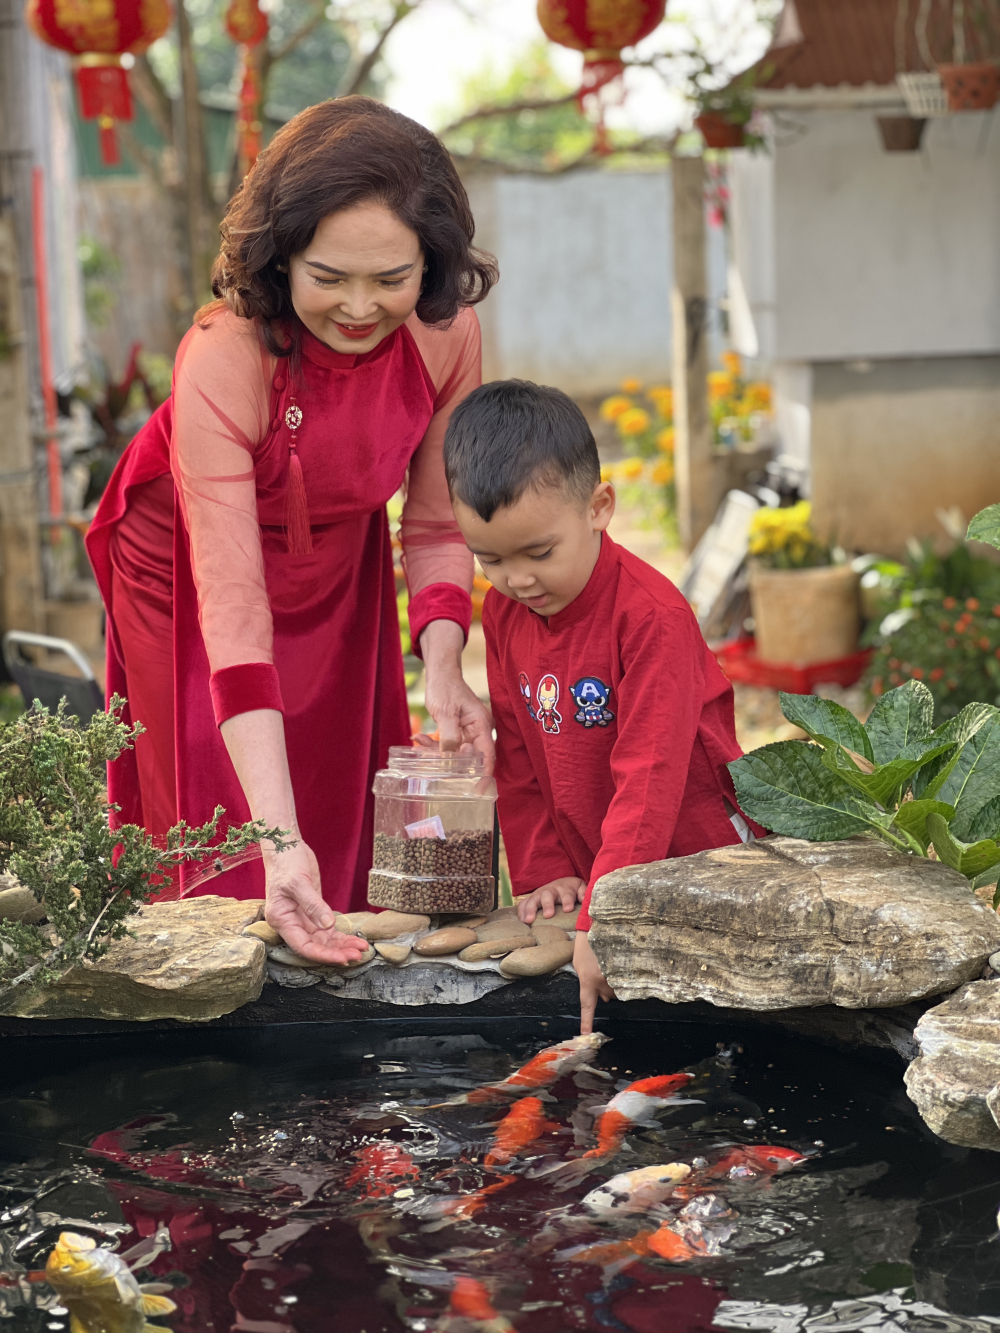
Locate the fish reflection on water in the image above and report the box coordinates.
[2,1021,1000,1332]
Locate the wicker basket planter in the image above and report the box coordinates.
[749,563,861,667]
[877,115,927,151]
[695,113,745,149]
[937,61,1000,111]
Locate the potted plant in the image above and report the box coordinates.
[937,0,1000,109]
[747,501,860,666]
[690,63,767,151]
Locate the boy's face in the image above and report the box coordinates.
[453,480,616,618]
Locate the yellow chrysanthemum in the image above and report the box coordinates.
[748,501,816,558]
[620,377,643,394]
[599,395,632,422]
[600,464,613,483]
[708,371,735,402]
[652,460,674,485]
[619,457,644,480]
[647,385,673,415]
[744,381,772,412]
[617,408,651,437]
[655,426,674,454]
[722,350,742,376]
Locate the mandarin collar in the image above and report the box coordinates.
[298,321,400,371]
[537,532,618,633]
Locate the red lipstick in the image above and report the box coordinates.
[335,320,379,341]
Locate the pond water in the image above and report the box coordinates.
[2,1018,1000,1333]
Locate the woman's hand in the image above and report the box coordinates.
[517,877,586,924]
[574,933,616,1035]
[420,619,494,773]
[263,839,369,965]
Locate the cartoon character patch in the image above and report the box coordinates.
[571,676,615,728]
[536,674,562,735]
[518,671,537,720]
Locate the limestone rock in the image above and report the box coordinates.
[2,897,266,1022]
[0,884,46,926]
[374,940,411,965]
[591,835,1000,1011]
[339,911,430,940]
[327,961,510,1006]
[414,927,478,956]
[501,937,574,977]
[244,920,282,946]
[459,936,534,962]
[266,960,322,988]
[904,981,1000,1150]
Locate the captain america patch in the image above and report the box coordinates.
[570,676,614,728]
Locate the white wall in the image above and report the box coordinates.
[731,109,1000,363]
[465,169,728,397]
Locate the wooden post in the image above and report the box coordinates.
[176,0,213,309]
[0,212,44,635]
[671,155,716,552]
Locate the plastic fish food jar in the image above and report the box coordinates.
[368,747,497,914]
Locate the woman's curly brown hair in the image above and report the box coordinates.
[203,96,498,356]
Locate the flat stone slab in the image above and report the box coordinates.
[904,980,1000,1150]
[0,896,265,1023]
[591,835,1000,1011]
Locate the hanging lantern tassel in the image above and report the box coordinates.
[75,56,133,166]
[236,43,264,175]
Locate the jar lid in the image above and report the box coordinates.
[386,745,486,775]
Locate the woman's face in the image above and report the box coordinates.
[288,202,424,354]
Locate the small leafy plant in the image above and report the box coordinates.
[729,681,1000,897]
[0,698,289,1008]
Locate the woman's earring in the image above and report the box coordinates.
[276,261,288,273]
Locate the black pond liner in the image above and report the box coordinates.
[1,1015,999,1333]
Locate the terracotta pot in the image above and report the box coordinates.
[937,61,1000,111]
[876,115,927,151]
[748,564,861,667]
[695,112,745,149]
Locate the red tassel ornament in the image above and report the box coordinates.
[283,401,313,555]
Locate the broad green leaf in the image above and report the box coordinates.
[932,701,997,749]
[864,681,935,764]
[922,716,1000,836]
[729,742,887,842]
[891,800,956,853]
[821,744,955,809]
[966,503,1000,551]
[779,693,873,761]
[927,812,1000,880]
[964,794,1000,843]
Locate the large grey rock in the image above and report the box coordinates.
[590,835,1000,1010]
[0,896,265,1022]
[0,882,46,925]
[322,961,510,1006]
[904,981,1000,1150]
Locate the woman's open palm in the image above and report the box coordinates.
[263,840,369,964]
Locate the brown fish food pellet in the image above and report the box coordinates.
[368,829,494,914]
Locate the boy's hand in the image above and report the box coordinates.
[574,933,616,1035]
[516,877,586,924]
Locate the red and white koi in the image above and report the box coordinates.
[433,1034,611,1107]
[396,1175,516,1233]
[484,1096,560,1167]
[701,1145,807,1182]
[347,1142,419,1199]
[435,1275,517,1332]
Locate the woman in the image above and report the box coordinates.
[86,97,497,964]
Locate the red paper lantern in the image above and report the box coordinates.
[26,0,172,165]
[537,0,667,97]
[225,0,268,175]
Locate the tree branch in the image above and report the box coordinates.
[260,0,326,84]
[339,0,419,97]
[439,90,579,137]
[130,54,174,145]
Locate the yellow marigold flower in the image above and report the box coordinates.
[748,501,816,559]
[600,464,613,483]
[620,377,643,394]
[707,371,735,402]
[722,350,742,376]
[617,407,650,437]
[652,460,674,485]
[600,395,632,422]
[745,381,772,411]
[647,385,673,413]
[655,426,674,453]
[620,457,644,480]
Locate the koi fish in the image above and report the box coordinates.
[581,1162,692,1220]
[347,1142,420,1199]
[44,1231,177,1333]
[433,1034,611,1107]
[435,1275,517,1331]
[484,1096,560,1167]
[537,1072,696,1187]
[646,1222,707,1263]
[703,1145,807,1181]
[396,1175,516,1233]
[557,1218,708,1281]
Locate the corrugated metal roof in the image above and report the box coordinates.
[758,0,991,90]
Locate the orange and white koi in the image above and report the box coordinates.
[484,1096,560,1167]
[397,1175,516,1232]
[434,1034,611,1107]
[435,1275,517,1331]
[702,1145,807,1182]
[347,1142,420,1199]
[581,1162,692,1220]
[557,1217,709,1281]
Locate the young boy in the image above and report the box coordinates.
[442,380,757,1032]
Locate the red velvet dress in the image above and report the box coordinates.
[86,308,478,910]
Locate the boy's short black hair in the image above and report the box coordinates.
[443,379,601,522]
